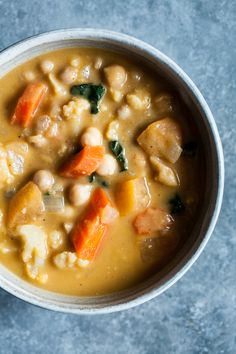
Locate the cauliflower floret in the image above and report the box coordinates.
[48,72,67,96]
[48,230,64,250]
[5,142,28,176]
[0,145,14,187]
[106,120,120,140]
[16,224,49,283]
[126,89,151,110]
[0,141,29,189]
[53,251,90,269]
[62,98,90,120]
[16,225,48,264]
[25,263,48,284]
[53,251,77,269]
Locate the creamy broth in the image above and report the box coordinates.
[0,48,203,295]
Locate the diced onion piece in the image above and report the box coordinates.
[43,195,64,213]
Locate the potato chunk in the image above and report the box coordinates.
[137,117,183,163]
[115,178,150,216]
[16,224,48,283]
[8,182,45,228]
[150,156,179,187]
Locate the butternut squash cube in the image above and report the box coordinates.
[115,177,150,216]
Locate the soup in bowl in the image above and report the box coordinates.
[0,30,223,313]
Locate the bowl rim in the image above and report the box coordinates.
[0,28,224,314]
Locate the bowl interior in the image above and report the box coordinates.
[0,30,224,313]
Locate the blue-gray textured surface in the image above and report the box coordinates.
[0,1,235,353]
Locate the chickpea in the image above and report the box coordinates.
[80,127,103,146]
[69,184,92,207]
[33,170,54,192]
[96,154,118,176]
[104,65,127,89]
[60,66,77,84]
[40,60,54,74]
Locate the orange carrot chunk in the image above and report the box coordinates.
[133,207,173,236]
[72,188,118,261]
[11,82,48,128]
[60,145,105,178]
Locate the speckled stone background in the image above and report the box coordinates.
[0,1,235,353]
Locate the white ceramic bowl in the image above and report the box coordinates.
[0,29,224,314]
